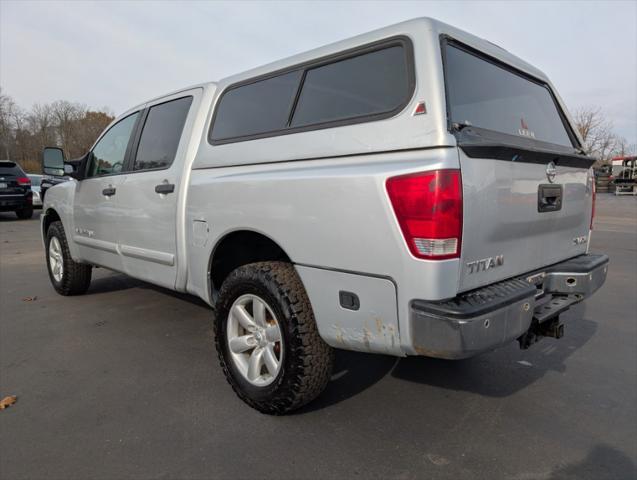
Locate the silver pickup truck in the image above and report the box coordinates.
[41,17,608,414]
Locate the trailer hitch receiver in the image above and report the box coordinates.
[518,317,564,349]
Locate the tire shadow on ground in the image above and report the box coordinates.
[294,349,398,414]
[87,272,210,310]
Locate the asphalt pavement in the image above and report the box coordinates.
[1,194,636,480]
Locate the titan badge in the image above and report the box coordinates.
[75,227,95,238]
[466,255,504,274]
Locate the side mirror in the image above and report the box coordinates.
[42,147,88,180]
[42,147,65,176]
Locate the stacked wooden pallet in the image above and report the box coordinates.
[595,174,613,193]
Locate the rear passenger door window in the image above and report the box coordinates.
[133,96,193,171]
[291,46,410,127]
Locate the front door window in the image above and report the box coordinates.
[86,112,139,177]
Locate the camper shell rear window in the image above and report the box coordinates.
[441,37,577,149]
[209,37,415,145]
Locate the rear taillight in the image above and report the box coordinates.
[386,169,463,260]
[17,177,31,186]
[590,180,596,230]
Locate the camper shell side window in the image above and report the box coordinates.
[209,36,415,145]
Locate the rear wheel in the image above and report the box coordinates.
[46,221,92,295]
[15,207,33,219]
[214,261,333,414]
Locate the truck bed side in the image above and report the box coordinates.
[186,148,460,355]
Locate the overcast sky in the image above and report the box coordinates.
[1,0,636,144]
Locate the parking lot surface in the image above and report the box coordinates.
[1,195,636,480]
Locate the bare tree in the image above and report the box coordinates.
[0,90,19,159]
[27,103,55,154]
[612,136,637,158]
[573,106,618,164]
[51,100,86,157]
[72,110,113,158]
[0,92,114,172]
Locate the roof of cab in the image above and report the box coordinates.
[120,81,217,118]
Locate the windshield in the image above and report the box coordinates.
[444,42,574,148]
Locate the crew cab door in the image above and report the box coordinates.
[115,90,199,289]
[73,111,141,271]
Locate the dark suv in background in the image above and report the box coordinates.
[0,161,33,219]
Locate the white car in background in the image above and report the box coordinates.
[27,174,43,207]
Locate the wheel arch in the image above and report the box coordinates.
[41,207,82,263]
[208,229,292,302]
[42,207,62,238]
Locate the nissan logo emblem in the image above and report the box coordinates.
[546,161,557,183]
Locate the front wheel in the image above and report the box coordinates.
[46,221,92,295]
[214,261,333,414]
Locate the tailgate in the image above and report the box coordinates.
[441,38,595,292]
[459,151,593,292]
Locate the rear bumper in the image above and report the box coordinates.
[409,254,609,359]
[0,193,32,211]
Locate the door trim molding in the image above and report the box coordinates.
[74,236,118,254]
[119,244,175,266]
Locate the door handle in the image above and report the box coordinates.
[155,183,175,194]
[538,184,562,212]
[102,186,116,196]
